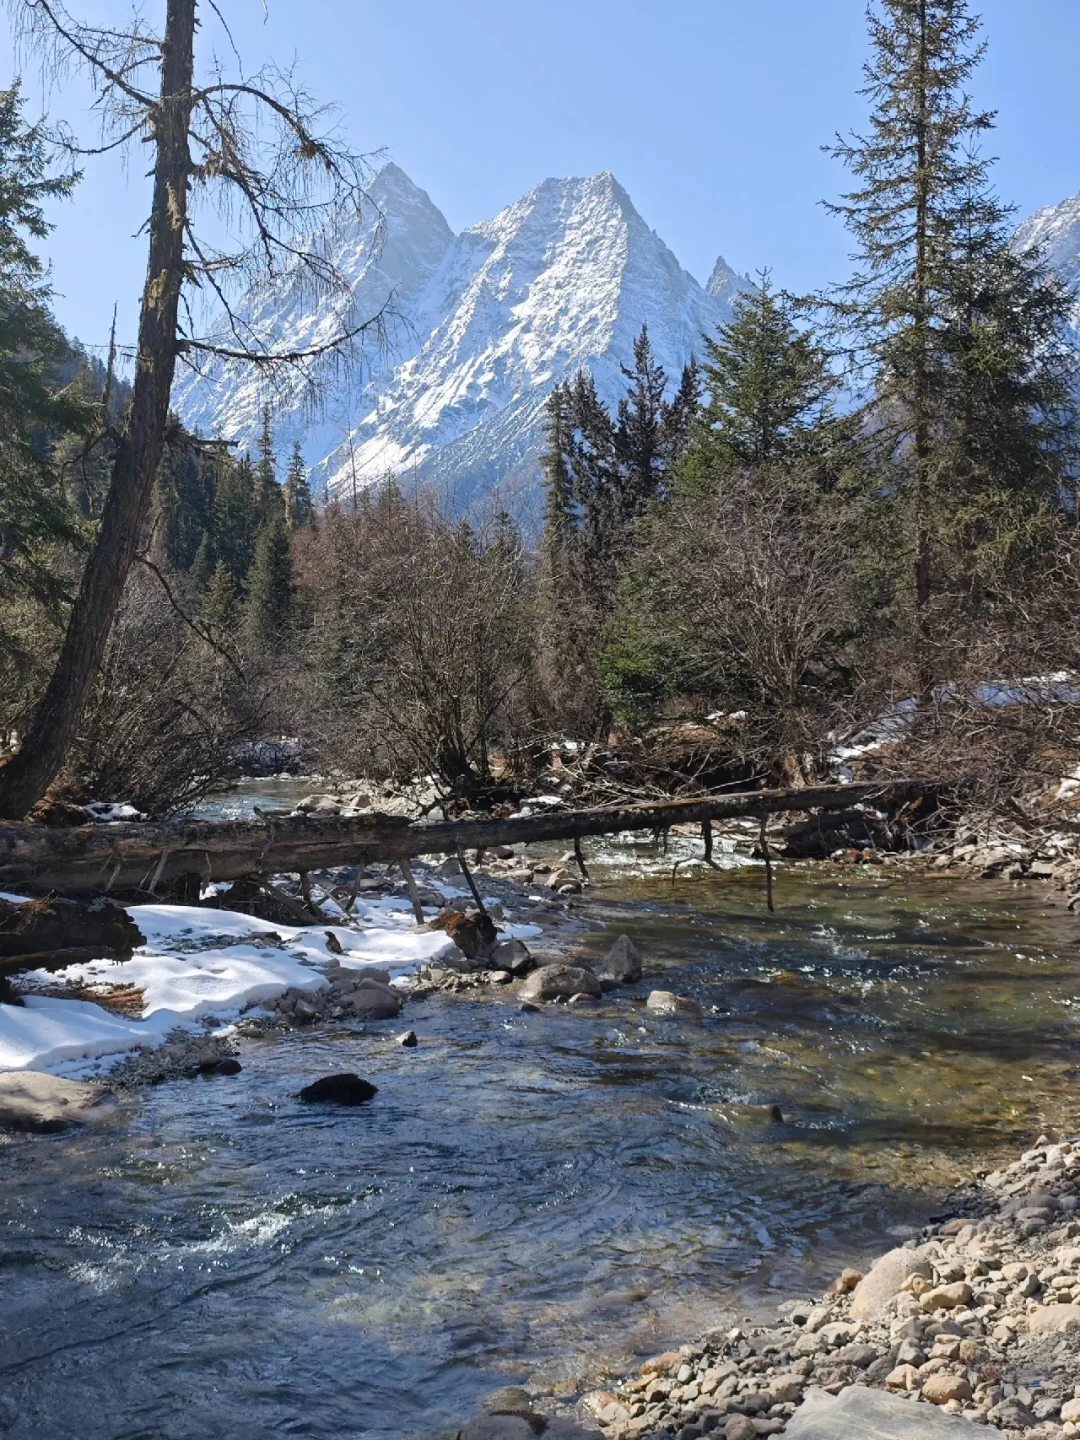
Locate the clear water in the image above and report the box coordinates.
[3,856,1080,1439]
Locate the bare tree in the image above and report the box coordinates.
[0,0,381,817]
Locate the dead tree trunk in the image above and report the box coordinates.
[0,782,937,896]
[0,0,197,819]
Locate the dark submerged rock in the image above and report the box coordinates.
[298,1073,378,1105]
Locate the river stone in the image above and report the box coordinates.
[646,990,703,1018]
[483,1388,536,1417]
[346,984,401,1020]
[785,1386,989,1437]
[595,935,642,985]
[298,1074,378,1105]
[1025,1303,1080,1333]
[489,939,533,976]
[850,1247,934,1320]
[460,1420,538,1440]
[922,1374,972,1405]
[920,1281,972,1312]
[0,1071,118,1133]
[518,964,602,1002]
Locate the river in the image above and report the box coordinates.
[2,832,1080,1438]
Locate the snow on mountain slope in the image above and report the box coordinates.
[173,163,455,450]
[175,165,744,516]
[706,252,745,309]
[1015,192,1080,341]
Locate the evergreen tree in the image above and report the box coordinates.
[615,325,700,513]
[255,403,282,520]
[615,325,671,514]
[158,441,216,572]
[283,440,314,530]
[201,559,238,633]
[189,529,216,594]
[212,454,260,591]
[541,382,577,565]
[0,84,87,670]
[826,0,1078,659]
[683,275,837,485]
[243,516,293,651]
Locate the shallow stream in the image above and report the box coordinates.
[3,846,1080,1438]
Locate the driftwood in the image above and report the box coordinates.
[0,782,936,897]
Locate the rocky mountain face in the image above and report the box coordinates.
[1015,191,1080,343]
[174,164,745,517]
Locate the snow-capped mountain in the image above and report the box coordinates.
[174,165,744,516]
[1015,192,1080,342]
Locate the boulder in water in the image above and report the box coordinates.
[345,982,401,1020]
[0,1071,118,1133]
[518,964,602,1002]
[594,935,642,985]
[298,1074,378,1106]
[489,939,533,976]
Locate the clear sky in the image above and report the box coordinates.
[3,0,1080,359]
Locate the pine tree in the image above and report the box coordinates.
[0,84,87,667]
[189,529,216,594]
[212,454,259,590]
[283,440,314,530]
[158,442,216,572]
[243,515,293,651]
[684,274,836,484]
[201,558,238,633]
[616,325,671,515]
[254,403,282,521]
[541,382,577,564]
[827,0,1078,660]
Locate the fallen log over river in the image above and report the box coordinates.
[0,781,937,897]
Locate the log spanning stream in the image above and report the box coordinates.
[2,831,1080,1438]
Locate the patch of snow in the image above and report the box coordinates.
[0,898,460,1075]
[84,802,141,821]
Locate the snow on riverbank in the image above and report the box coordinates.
[0,892,495,1076]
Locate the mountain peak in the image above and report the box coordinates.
[706,253,747,310]
[175,165,740,519]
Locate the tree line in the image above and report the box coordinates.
[2,0,1080,816]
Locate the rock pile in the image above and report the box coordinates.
[583,1135,1080,1440]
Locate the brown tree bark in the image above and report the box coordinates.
[0,0,197,819]
[0,782,937,896]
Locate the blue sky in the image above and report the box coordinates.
[4,0,1080,357]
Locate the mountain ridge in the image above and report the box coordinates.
[174,164,747,515]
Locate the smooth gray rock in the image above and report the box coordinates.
[849,1246,934,1320]
[0,1071,117,1133]
[346,983,402,1020]
[518,964,602,1002]
[459,1419,537,1440]
[785,1387,987,1438]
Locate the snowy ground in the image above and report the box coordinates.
[0,886,541,1077]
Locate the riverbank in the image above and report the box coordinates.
[0,845,598,1085]
[559,1135,1080,1440]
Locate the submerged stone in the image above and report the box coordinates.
[297,1074,378,1105]
[0,1071,118,1133]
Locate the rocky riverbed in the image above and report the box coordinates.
[549,1137,1080,1440]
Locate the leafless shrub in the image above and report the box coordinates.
[67,568,264,815]
[291,485,538,802]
